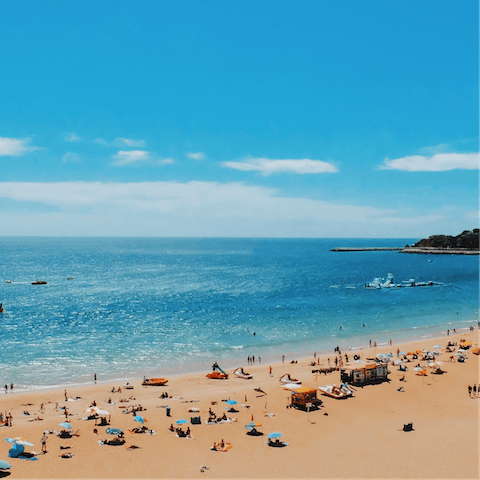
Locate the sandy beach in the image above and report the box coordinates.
[0,329,478,479]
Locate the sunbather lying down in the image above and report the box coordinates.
[211,441,232,452]
[99,437,126,446]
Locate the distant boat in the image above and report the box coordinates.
[32,280,47,285]
[67,277,74,280]
[5,280,13,283]
[364,273,441,289]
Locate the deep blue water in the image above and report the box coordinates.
[0,237,478,390]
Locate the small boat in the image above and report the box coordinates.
[5,280,13,283]
[233,367,253,379]
[206,372,228,380]
[142,377,168,386]
[32,280,47,285]
[318,384,353,399]
[207,362,228,379]
[278,374,301,384]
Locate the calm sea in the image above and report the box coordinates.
[0,237,478,391]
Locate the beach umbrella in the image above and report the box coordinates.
[59,422,72,429]
[5,438,33,447]
[394,360,404,365]
[399,352,407,356]
[106,428,123,435]
[95,409,109,416]
[244,421,262,429]
[8,444,24,458]
[0,460,11,470]
[225,400,237,405]
[413,367,423,371]
[134,415,145,424]
[175,419,188,425]
[386,353,393,357]
[83,407,100,414]
[454,352,464,356]
[433,345,441,349]
[266,432,283,439]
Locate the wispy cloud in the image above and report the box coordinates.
[0,180,461,237]
[65,132,81,142]
[223,158,338,175]
[0,136,39,157]
[62,152,81,163]
[112,150,150,166]
[379,152,478,171]
[95,137,146,148]
[416,144,450,155]
[186,152,205,160]
[115,137,146,148]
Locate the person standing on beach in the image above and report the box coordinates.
[468,385,472,397]
[94,373,97,383]
[473,384,477,397]
[4,384,7,394]
[282,355,285,363]
[269,366,272,376]
[41,432,48,453]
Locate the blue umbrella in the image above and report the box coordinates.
[133,416,144,424]
[266,432,283,439]
[399,352,407,356]
[176,419,188,425]
[225,400,237,405]
[59,422,72,429]
[433,345,441,349]
[106,428,123,435]
[0,460,11,470]
[386,353,393,357]
[8,443,24,458]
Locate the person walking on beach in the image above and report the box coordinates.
[41,432,48,453]
[473,384,477,397]
[468,385,472,397]
[4,384,7,394]
[282,355,285,363]
[94,373,97,383]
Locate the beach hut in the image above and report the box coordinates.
[290,387,321,410]
[340,363,389,386]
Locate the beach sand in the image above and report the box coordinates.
[0,330,478,479]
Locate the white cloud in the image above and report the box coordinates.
[158,158,174,165]
[379,153,478,172]
[416,144,450,155]
[112,150,150,166]
[62,152,81,163]
[0,180,467,237]
[115,137,146,148]
[186,152,205,160]
[95,138,110,146]
[0,136,38,156]
[223,158,338,175]
[65,132,81,142]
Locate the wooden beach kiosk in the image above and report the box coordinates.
[290,387,322,410]
[340,363,390,386]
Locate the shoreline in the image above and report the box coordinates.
[3,320,478,394]
[0,329,478,478]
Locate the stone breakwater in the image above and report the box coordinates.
[330,247,403,252]
[400,247,479,255]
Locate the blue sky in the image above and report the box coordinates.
[0,0,478,237]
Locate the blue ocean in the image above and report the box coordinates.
[0,237,478,391]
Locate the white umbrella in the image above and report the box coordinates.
[394,360,404,365]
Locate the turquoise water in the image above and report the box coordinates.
[0,237,478,390]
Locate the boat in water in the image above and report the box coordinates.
[32,280,48,285]
[364,273,441,289]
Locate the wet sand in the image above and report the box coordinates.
[0,330,478,479]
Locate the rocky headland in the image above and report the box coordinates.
[401,229,479,255]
